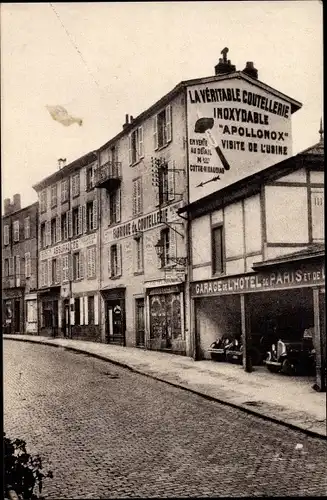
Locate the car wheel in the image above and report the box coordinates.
[266,364,280,373]
[281,358,295,376]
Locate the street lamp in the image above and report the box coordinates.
[154,238,164,260]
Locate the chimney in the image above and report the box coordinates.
[13,193,21,212]
[4,198,11,215]
[215,47,236,76]
[58,158,67,169]
[123,114,129,129]
[130,115,134,123]
[242,61,258,79]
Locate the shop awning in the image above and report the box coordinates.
[252,244,325,269]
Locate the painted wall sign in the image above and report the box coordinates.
[71,233,97,251]
[191,261,325,297]
[187,78,293,202]
[104,201,183,243]
[40,233,97,260]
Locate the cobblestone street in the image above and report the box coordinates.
[4,340,327,499]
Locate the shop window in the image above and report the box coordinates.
[61,212,68,240]
[212,225,224,275]
[74,298,80,325]
[51,184,57,208]
[4,225,9,245]
[132,178,143,216]
[13,220,20,242]
[86,166,94,191]
[41,222,46,248]
[72,172,80,197]
[40,189,47,213]
[88,296,95,324]
[61,179,69,203]
[129,126,144,165]
[73,252,81,280]
[24,217,30,239]
[154,105,172,150]
[51,218,57,245]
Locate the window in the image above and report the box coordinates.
[61,179,69,203]
[4,259,9,277]
[160,228,170,267]
[41,222,46,248]
[132,178,143,216]
[88,296,95,324]
[51,184,57,207]
[72,207,79,237]
[40,261,48,287]
[62,255,69,282]
[134,236,144,273]
[25,252,31,278]
[86,246,96,278]
[52,259,58,284]
[154,105,172,149]
[24,217,30,239]
[86,201,94,232]
[4,225,9,245]
[159,164,169,204]
[40,189,47,212]
[86,166,94,191]
[72,172,80,197]
[212,226,224,275]
[110,244,122,277]
[74,298,80,326]
[13,221,19,242]
[73,252,82,280]
[129,126,144,165]
[15,256,20,277]
[61,212,68,240]
[109,190,120,225]
[9,257,14,276]
[51,218,57,245]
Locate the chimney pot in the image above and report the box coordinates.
[242,61,258,79]
[215,48,236,76]
[4,198,11,215]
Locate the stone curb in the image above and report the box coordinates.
[4,335,327,441]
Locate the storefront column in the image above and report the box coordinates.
[313,287,326,392]
[241,293,252,373]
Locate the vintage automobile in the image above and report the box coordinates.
[264,328,315,376]
[208,336,234,361]
[225,334,267,366]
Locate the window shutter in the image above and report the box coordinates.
[4,225,9,245]
[68,210,73,238]
[48,259,52,285]
[128,134,132,165]
[168,160,175,201]
[117,243,122,276]
[68,254,73,281]
[15,256,20,276]
[116,189,121,223]
[154,115,158,150]
[132,181,137,216]
[78,206,83,235]
[79,250,84,278]
[9,257,14,276]
[138,126,144,158]
[166,105,172,143]
[80,296,84,325]
[56,256,62,283]
[84,296,89,325]
[56,216,62,242]
[82,205,87,233]
[137,178,142,213]
[46,221,51,246]
[93,199,98,230]
[25,252,31,277]
[94,295,99,325]
[108,246,112,278]
[170,226,177,263]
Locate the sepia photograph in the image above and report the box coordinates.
[2,1,326,499]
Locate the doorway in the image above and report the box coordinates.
[106,300,125,345]
[14,300,21,333]
[135,298,145,347]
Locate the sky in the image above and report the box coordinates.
[1,1,323,209]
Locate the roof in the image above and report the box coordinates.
[32,69,302,191]
[2,201,39,220]
[178,139,324,219]
[252,243,325,269]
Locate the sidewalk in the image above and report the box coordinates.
[4,334,326,438]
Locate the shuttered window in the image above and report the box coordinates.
[61,179,69,202]
[154,105,172,149]
[129,126,144,165]
[25,252,31,278]
[4,225,9,245]
[13,221,20,242]
[72,172,80,197]
[51,184,57,207]
[24,217,30,239]
[40,189,47,212]
[87,246,96,278]
[132,178,143,216]
[62,255,69,282]
[110,244,122,277]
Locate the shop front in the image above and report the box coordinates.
[2,288,24,335]
[191,254,325,390]
[101,287,126,345]
[146,283,185,355]
[25,293,38,334]
[38,286,61,337]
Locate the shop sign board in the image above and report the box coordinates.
[104,201,183,243]
[187,78,293,203]
[40,233,97,260]
[191,260,325,297]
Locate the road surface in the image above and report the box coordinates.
[4,340,327,499]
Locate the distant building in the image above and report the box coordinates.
[32,154,101,339]
[2,195,38,334]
